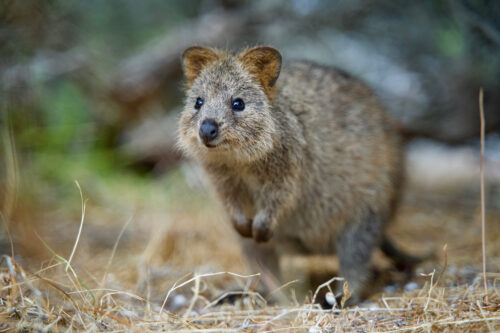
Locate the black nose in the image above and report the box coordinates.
[199,118,219,144]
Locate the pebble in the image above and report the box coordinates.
[171,294,188,311]
[118,310,139,319]
[384,285,397,294]
[325,292,336,306]
[404,282,419,292]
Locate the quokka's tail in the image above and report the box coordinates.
[381,237,434,271]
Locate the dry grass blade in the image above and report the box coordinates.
[340,281,351,309]
[36,233,96,304]
[0,212,14,259]
[100,215,133,290]
[432,244,448,288]
[1,117,18,258]
[265,279,299,302]
[66,180,87,272]
[479,88,488,302]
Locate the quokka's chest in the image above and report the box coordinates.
[239,172,264,195]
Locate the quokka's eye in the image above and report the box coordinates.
[194,97,203,110]
[231,98,245,112]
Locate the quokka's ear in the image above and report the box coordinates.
[182,46,218,85]
[238,46,282,98]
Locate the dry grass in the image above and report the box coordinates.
[0,252,498,332]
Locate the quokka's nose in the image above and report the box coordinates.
[199,118,219,144]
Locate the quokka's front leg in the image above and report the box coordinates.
[229,206,252,238]
[211,174,253,238]
[252,175,299,242]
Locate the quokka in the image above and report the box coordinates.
[178,46,418,305]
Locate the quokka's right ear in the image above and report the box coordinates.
[182,46,218,85]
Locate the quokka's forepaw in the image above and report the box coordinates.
[253,224,273,242]
[233,221,252,238]
[252,213,274,242]
[231,213,253,238]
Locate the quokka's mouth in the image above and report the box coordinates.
[201,137,230,151]
[202,137,224,149]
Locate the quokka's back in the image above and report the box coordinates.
[178,46,404,304]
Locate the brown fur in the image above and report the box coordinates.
[182,46,220,86]
[178,46,403,305]
[238,47,282,99]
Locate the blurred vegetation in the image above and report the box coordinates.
[1,1,183,200]
[1,0,499,222]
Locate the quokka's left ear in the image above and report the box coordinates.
[238,46,282,99]
[182,46,219,86]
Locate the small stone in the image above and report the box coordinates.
[171,294,187,311]
[325,292,336,306]
[404,282,419,292]
[118,310,139,319]
[384,285,397,294]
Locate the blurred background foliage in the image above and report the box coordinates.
[0,0,499,252]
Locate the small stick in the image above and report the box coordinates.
[479,88,488,302]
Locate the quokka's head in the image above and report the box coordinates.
[178,46,282,164]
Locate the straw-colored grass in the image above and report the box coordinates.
[0,252,498,332]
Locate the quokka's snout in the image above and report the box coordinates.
[199,118,219,146]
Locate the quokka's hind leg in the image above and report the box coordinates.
[240,237,311,303]
[240,238,281,299]
[335,213,382,306]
